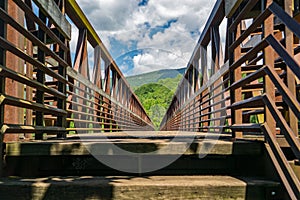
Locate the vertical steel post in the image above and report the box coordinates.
[211,27,217,76]
[200,45,207,131]
[0,0,7,177]
[285,0,298,136]
[35,10,46,140]
[25,32,33,139]
[103,60,111,131]
[264,0,276,135]
[228,16,242,138]
[234,23,243,138]
[111,70,117,131]
[0,0,6,126]
[58,0,67,138]
[57,32,67,138]
[5,0,25,142]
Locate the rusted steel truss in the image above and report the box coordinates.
[160,0,300,198]
[0,0,299,197]
[0,0,154,143]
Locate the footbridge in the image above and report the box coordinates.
[0,0,299,199]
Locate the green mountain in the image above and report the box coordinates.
[126,68,186,129]
[134,74,183,130]
[126,68,186,89]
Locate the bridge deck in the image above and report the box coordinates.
[5,132,262,156]
[0,175,280,200]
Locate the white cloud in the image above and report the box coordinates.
[77,0,138,31]
[76,0,217,75]
[129,48,187,75]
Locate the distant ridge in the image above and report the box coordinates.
[126,68,186,88]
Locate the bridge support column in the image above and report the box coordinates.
[264,0,276,135]
[4,0,25,142]
[232,23,243,138]
[103,60,112,131]
[0,0,7,177]
[285,0,299,136]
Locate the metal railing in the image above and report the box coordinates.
[160,0,230,133]
[160,0,300,198]
[0,0,154,143]
[0,0,299,197]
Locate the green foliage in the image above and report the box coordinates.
[127,68,185,88]
[134,75,182,129]
[157,75,182,93]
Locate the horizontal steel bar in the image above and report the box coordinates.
[67,67,154,128]
[262,124,300,200]
[178,62,229,114]
[0,124,66,134]
[0,7,69,68]
[265,35,300,80]
[0,64,66,99]
[0,94,67,116]
[65,1,149,121]
[0,36,67,83]
[269,3,300,39]
[264,66,300,119]
[13,0,68,51]
[229,8,271,52]
[262,94,300,159]
[228,0,260,32]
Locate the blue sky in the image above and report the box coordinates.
[74,0,217,76]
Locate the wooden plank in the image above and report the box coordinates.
[33,0,71,39]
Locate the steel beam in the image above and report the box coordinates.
[4,0,25,142]
[32,0,71,39]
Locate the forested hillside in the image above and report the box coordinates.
[134,75,182,129]
[127,68,185,89]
